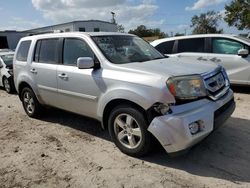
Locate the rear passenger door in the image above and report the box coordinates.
[174,38,208,62]
[207,37,250,85]
[31,38,60,106]
[56,37,102,118]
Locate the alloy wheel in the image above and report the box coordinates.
[3,78,10,93]
[23,91,35,114]
[113,113,142,149]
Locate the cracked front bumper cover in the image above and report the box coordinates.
[148,89,235,154]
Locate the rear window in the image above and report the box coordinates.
[34,39,59,64]
[155,40,175,54]
[16,40,31,61]
[177,38,205,53]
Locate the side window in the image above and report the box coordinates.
[155,40,175,54]
[16,40,31,61]
[63,38,95,66]
[212,38,244,55]
[34,39,59,64]
[178,38,205,53]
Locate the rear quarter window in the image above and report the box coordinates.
[16,40,31,61]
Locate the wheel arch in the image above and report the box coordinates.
[18,81,33,99]
[102,98,149,130]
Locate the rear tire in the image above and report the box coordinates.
[21,87,43,118]
[108,105,152,157]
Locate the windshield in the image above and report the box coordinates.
[92,35,165,64]
[236,36,250,44]
[1,54,14,66]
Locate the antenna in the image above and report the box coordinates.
[111,12,116,24]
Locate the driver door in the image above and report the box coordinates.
[56,37,102,118]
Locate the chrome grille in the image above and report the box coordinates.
[202,67,230,100]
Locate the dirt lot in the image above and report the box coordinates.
[0,87,250,188]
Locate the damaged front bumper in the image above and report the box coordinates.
[148,89,235,154]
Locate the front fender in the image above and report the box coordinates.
[97,84,175,120]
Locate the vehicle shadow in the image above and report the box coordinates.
[40,108,111,141]
[0,86,17,94]
[39,108,250,184]
[231,86,250,94]
[143,117,250,184]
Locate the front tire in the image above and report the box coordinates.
[21,87,43,117]
[3,77,13,94]
[108,105,152,157]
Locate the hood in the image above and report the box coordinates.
[119,57,218,78]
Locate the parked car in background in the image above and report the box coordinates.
[0,50,15,93]
[151,34,250,86]
[14,32,235,157]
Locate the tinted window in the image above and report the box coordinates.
[94,28,100,32]
[63,38,94,66]
[34,39,59,64]
[178,38,205,53]
[155,40,175,54]
[212,38,244,55]
[16,40,31,61]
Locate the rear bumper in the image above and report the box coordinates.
[148,89,235,154]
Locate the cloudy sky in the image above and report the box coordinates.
[0,0,247,35]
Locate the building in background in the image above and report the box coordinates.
[24,20,117,33]
[0,20,117,50]
[0,31,28,49]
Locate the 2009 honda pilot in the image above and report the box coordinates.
[13,32,235,157]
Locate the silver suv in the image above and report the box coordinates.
[13,32,235,157]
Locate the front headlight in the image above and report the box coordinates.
[167,75,207,100]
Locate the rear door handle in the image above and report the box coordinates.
[58,73,68,79]
[30,68,37,74]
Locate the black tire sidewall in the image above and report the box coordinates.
[108,105,152,157]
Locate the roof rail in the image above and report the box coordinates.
[28,30,64,36]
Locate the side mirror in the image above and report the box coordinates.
[77,57,94,69]
[0,62,3,68]
[238,49,249,58]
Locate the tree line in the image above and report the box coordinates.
[120,0,249,38]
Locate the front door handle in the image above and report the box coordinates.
[58,73,68,79]
[30,68,37,74]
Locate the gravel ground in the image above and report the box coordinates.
[0,87,249,188]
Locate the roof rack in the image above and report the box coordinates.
[28,30,64,36]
